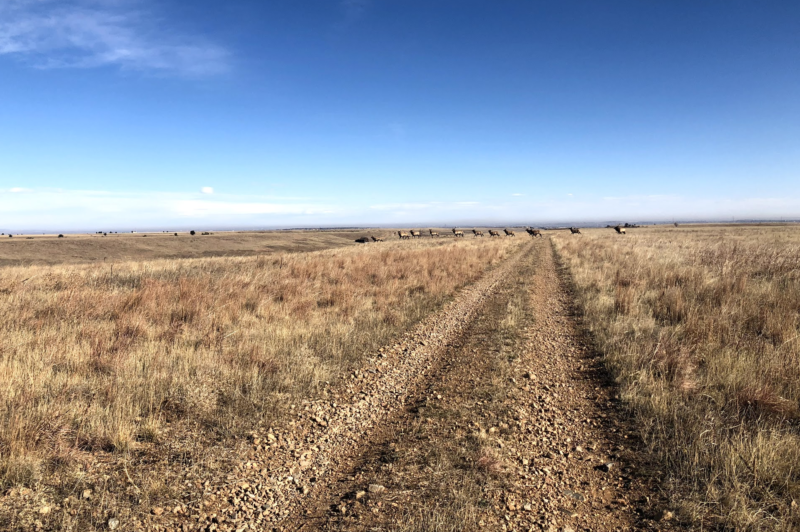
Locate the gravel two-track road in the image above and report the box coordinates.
[172,239,677,532]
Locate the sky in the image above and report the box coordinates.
[1,0,799,231]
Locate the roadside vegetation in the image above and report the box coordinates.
[0,236,521,529]
[553,225,800,530]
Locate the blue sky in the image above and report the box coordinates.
[1,0,799,231]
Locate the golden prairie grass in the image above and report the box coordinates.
[553,225,800,530]
[0,229,380,267]
[0,236,521,527]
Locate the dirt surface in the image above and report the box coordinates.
[148,239,679,532]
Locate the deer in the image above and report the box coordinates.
[429,229,440,238]
[472,229,484,237]
[525,227,543,238]
[569,227,582,235]
[371,236,384,242]
[614,225,626,234]
[398,231,411,240]
[504,229,516,237]
[488,230,501,237]
[409,230,422,239]
[452,228,464,238]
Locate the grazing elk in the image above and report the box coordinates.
[452,228,465,238]
[355,237,371,243]
[614,225,626,234]
[371,236,384,242]
[472,229,484,237]
[569,227,582,235]
[526,227,543,238]
[488,230,501,237]
[504,229,516,237]
[398,231,411,240]
[429,229,440,238]
[410,230,422,239]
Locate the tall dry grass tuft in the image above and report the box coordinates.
[0,237,521,526]
[553,226,800,530]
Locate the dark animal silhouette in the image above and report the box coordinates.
[452,228,464,237]
[410,230,422,239]
[398,231,411,240]
[488,230,501,237]
[570,227,582,235]
[429,229,440,238]
[504,229,516,237]
[472,229,484,237]
[371,236,384,242]
[525,228,543,238]
[614,225,626,234]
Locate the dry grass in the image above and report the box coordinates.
[0,236,521,528]
[0,229,390,267]
[553,224,800,530]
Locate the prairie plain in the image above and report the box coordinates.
[0,230,390,267]
[2,224,799,531]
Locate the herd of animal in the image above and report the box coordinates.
[355,224,641,243]
[394,227,543,240]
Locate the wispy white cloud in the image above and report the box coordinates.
[201,187,214,194]
[369,201,480,212]
[0,0,229,75]
[0,188,337,230]
[369,203,428,212]
[172,200,332,217]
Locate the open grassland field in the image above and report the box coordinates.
[0,230,396,267]
[0,227,528,268]
[0,236,523,530]
[554,224,800,530]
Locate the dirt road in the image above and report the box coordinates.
[172,240,676,531]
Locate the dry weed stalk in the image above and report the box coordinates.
[553,225,800,530]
